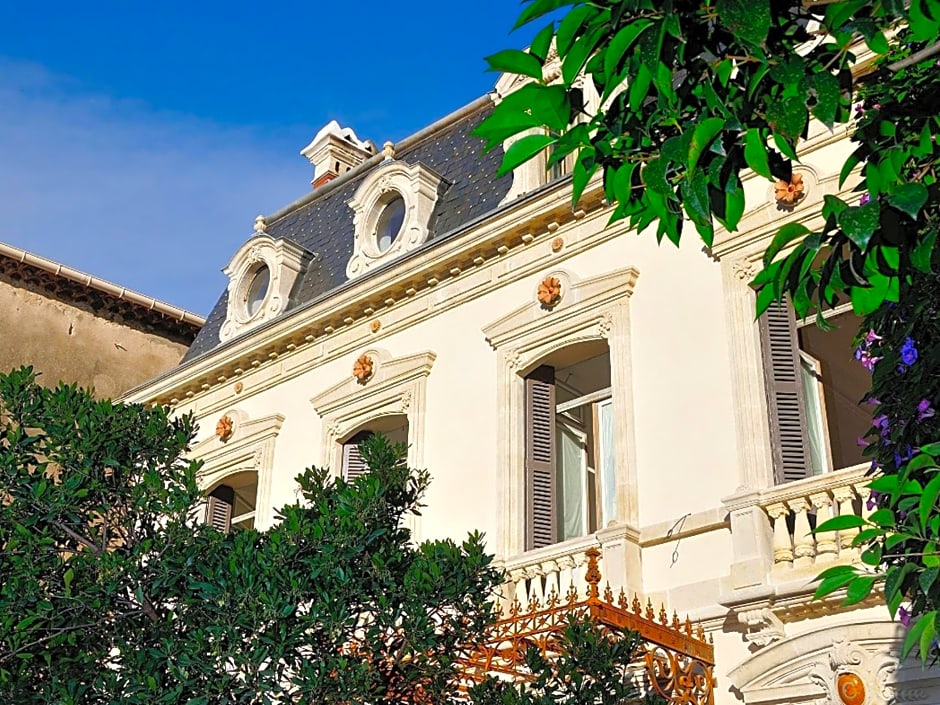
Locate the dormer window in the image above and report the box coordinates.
[219,218,314,342]
[376,195,406,253]
[244,264,270,318]
[346,160,444,279]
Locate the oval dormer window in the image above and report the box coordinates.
[375,195,406,253]
[245,265,270,318]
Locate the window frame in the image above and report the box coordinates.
[483,266,640,557]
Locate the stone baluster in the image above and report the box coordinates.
[524,565,543,604]
[833,486,860,552]
[790,497,816,566]
[811,491,838,562]
[766,503,794,565]
[557,554,577,599]
[509,569,528,608]
[542,560,560,599]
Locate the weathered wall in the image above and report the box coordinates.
[0,276,189,399]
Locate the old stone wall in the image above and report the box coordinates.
[0,276,190,399]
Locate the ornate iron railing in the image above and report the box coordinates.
[458,547,716,705]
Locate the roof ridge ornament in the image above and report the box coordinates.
[381,141,395,160]
[254,215,267,235]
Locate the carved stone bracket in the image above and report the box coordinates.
[738,607,786,647]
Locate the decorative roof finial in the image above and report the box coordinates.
[254,214,267,234]
[382,141,395,160]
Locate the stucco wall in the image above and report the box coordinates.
[0,276,190,399]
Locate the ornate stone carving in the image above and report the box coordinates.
[381,141,395,160]
[597,313,614,337]
[370,320,381,333]
[537,276,562,307]
[400,390,413,411]
[352,354,374,384]
[233,381,243,394]
[215,414,234,442]
[731,258,758,282]
[775,173,805,205]
[253,214,266,234]
[506,350,522,371]
[738,608,785,647]
[837,672,866,705]
[551,237,564,253]
[808,638,901,705]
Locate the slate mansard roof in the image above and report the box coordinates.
[183,100,510,362]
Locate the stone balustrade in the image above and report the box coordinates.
[758,465,871,570]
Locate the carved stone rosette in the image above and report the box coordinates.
[537,276,562,307]
[215,414,234,442]
[774,173,805,205]
[352,354,374,384]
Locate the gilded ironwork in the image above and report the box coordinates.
[457,549,716,705]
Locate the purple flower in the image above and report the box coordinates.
[894,445,914,467]
[856,436,870,448]
[917,399,936,421]
[864,329,883,345]
[873,415,890,438]
[860,192,872,205]
[856,347,881,372]
[899,606,912,628]
[866,490,882,511]
[901,337,918,366]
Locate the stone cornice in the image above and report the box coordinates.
[0,241,204,344]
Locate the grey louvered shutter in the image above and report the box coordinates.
[206,484,234,533]
[525,365,557,550]
[759,299,811,484]
[342,431,373,481]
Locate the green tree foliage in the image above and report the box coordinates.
[0,368,652,703]
[478,0,940,660]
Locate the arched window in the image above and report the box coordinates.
[339,415,409,481]
[524,340,613,549]
[204,470,258,533]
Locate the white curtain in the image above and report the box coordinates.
[800,353,829,476]
[596,399,617,526]
[557,421,586,541]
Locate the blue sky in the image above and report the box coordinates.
[0,2,542,314]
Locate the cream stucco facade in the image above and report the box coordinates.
[123,83,938,703]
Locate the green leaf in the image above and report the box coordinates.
[571,148,598,206]
[744,128,771,180]
[815,514,866,533]
[887,183,928,220]
[844,576,877,605]
[529,23,555,62]
[813,564,859,599]
[555,4,594,55]
[764,223,810,266]
[563,25,604,84]
[911,228,937,273]
[484,50,544,80]
[603,20,654,79]
[903,611,937,660]
[767,95,808,143]
[809,72,840,127]
[920,474,940,533]
[922,442,940,456]
[838,201,880,249]
[642,157,672,195]
[514,0,574,29]
[724,179,746,231]
[497,134,556,177]
[688,118,725,174]
[629,63,652,112]
[851,273,890,315]
[716,0,771,46]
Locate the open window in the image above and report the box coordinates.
[204,470,258,532]
[524,341,614,550]
[339,415,409,482]
[760,301,868,483]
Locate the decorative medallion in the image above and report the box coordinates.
[352,354,374,384]
[537,276,562,307]
[371,320,381,333]
[551,237,564,253]
[774,173,805,205]
[215,414,234,442]
[837,672,865,705]
[234,382,243,394]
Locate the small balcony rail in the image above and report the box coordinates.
[759,464,871,569]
